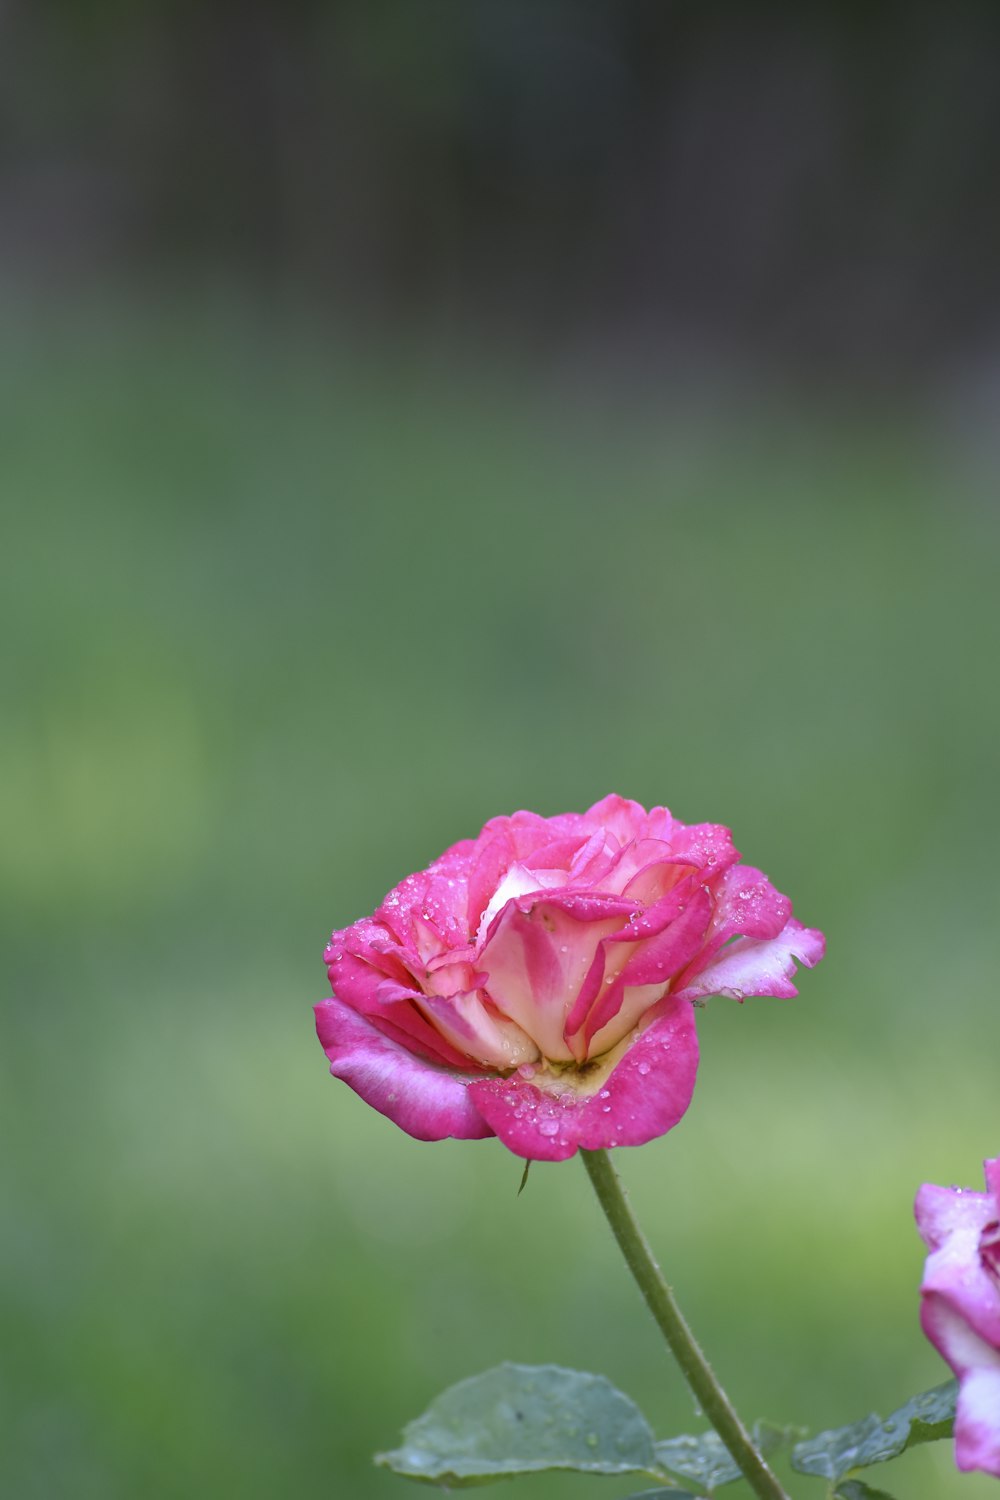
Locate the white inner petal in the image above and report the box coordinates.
[476,862,562,947]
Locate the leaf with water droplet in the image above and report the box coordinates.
[653,1420,799,1491]
[621,1490,700,1500]
[834,1481,899,1500]
[791,1380,956,1483]
[376,1363,659,1486]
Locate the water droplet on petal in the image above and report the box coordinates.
[538,1118,560,1137]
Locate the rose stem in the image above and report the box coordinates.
[580,1147,792,1500]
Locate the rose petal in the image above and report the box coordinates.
[575,888,713,1057]
[664,821,740,878]
[374,846,473,954]
[916,1183,994,1251]
[954,1365,1000,1477]
[467,996,699,1160]
[477,892,636,1061]
[986,1158,1000,1202]
[582,794,650,843]
[314,998,493,1142]
[920,1299,1000,1476]
[416,990,540,1070]
[680,865,792,990]
[918,1190,1000,1350]
[673,917,825,1003]
[325,927,477,1071]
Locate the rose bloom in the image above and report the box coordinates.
[915,1159,1000,1477]
[315,796,824,1161]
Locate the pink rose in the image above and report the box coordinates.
[314,795,824,1161]
[916,1159,1000,1477]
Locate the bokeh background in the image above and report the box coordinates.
[3,5,999,1498]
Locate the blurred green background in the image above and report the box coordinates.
[3,6,999,1499]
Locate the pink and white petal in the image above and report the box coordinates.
[661,821,740,880]
[561,882,692,1044]
[955,1365,1000,1477]
[562,879,698,1047]
[375,854,471,953]
[601,840,675,899]
[506,809,574,852]
[567,828,620,884]
[916,1183,993,1251]
[325,917,418,993]
[614,887,714,989]
[641,805,679,841]
[920,1298,1000,1476]
[415,990,540,1070]
[682,866,792,987]
[466,824,517,936]
[574,996,700,1150]
[577,889,713,1055]
[922,1222,1000,1349]
[335,969,479,1072]
[422,952,482,997]
[673,918,825,1003]
[314,998,493,1142]
[477,894,635,1061]
[985,1158,1000,1204]
[325,928,460,1061]
[467,995,699,1160]
[583,794,649,843]
[584,983,670,1060]
[474,862,569,947]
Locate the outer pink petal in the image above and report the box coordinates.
[582,794,650,843]
[917,1187,1000,1350]
[917,1167,1000,1476]
[314,998,493,1142]
[920,1299,1000,1476]
[375,844,473,952]
[915,1182,993,1251]
[659,820,740,881]
[985,1158,1000,1202]
[325,926,477,1071]
[467,996,699,1161]
[954,1365,1000,1477]
[675,864,791,995]
[673,917,825,1003]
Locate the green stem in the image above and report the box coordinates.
[580,1148,791,1500]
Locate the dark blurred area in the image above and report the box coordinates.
[3,0,1000,382]
[3,7,999,1500]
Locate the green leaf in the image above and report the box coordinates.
[835,1481,899,1500]
[622,1491,701,1499]
[653,1430,739,1490]
[652,1422,801,1492]
[376,1362,658,1487]
[791,1379,957,1483]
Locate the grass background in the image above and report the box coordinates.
[2,297,997,1499]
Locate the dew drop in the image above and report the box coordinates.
[636,1060,651,1076]
[538,1118,561,1137]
